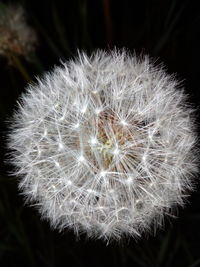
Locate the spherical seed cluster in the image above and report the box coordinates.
[8,50,198,241]
[0,4,37,61]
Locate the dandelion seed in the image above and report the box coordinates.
[80,106,87,114]
[89,137,97,145]
[120,119,128,126]
[100,171,107,177]
[95,108,102,115]
[73,123,80,129]
[126,176,133,185]
[113,148,120,156]
[78,155,85,162]
[66,180,72,186]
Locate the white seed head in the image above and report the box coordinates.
[8,49,199,242]
[0,4,37,61]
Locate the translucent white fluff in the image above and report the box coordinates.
[8,50,198,242]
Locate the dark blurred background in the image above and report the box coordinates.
[0,0,200,266]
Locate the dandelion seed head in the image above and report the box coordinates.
[8,49,199,242]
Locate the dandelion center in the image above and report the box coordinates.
[76,109,136,172]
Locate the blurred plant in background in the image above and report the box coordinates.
[0,3,37,80]
[0,4,37,61]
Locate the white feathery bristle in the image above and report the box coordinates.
[8,49,199,242]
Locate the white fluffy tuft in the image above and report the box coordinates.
[8,49,199,242]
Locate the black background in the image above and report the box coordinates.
[0,0,200,266]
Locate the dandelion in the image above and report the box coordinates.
[0,4,37,62]
[8,49,198,241]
